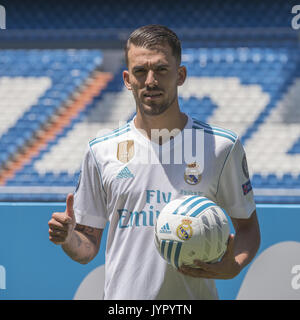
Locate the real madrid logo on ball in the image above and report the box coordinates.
[184,162,201,185]
[176,218,193,240]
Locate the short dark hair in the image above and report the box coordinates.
[124,24,182,67]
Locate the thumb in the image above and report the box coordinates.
[66,193,74,219]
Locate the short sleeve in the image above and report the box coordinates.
[73,146,108,228]
[216,138,256,219]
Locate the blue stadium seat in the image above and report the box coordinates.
[0,2,299,203]
[0,49,103,171]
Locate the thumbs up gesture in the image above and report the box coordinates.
[48,193,76,245]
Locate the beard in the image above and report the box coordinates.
[140,100,169,116]
[134,89,177,116]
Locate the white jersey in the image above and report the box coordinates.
[73,114,256,300]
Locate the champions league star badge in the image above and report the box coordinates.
[117,140,134,163]
[184,162,202,185]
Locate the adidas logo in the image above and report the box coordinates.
[159,223,172,234]
[116,166,134,179]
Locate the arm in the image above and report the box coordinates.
[179,210,261,279]
[49,193,104,265]
[230,209,260,271]
[62,224,103,265]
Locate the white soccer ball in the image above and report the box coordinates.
[154,195,230,269]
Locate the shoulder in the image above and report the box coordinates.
[89,122,132,149]
[191,117,240,161]
[86,122,133,165]
[192,117,238,144]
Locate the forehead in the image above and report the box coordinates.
[127,44,176,68]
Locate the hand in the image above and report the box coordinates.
[48,193,76,245]
[178,234,241,279]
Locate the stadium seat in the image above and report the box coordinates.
[0,1,299,203]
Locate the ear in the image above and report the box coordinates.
[177,65,187,86]
[123,70,132,90]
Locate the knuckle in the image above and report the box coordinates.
[52,212,59,218]
[52,212,64,219]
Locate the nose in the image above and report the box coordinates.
[145,70,158,88]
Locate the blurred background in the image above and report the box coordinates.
[1,0,300,301]
[0,0,299,204]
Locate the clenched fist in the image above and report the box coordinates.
[48,193,76,245]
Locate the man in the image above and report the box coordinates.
[48,24,260,299]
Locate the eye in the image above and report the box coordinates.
[157,67,167,72]
[134,68,146,75]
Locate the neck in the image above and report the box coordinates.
[134,103,188,143]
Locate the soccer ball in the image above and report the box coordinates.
[154,195,230,269]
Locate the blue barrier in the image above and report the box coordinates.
[216,204,300,299]
[0,203,300,300]
[0,202,107,300]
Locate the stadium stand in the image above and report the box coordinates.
[0,49,114,200]
[0,0,299,204]
[0,0,296,30]
[0,0,297,48]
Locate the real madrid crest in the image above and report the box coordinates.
[117,140,134,163]
[176,219,193,241]
[184,162,202,185]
